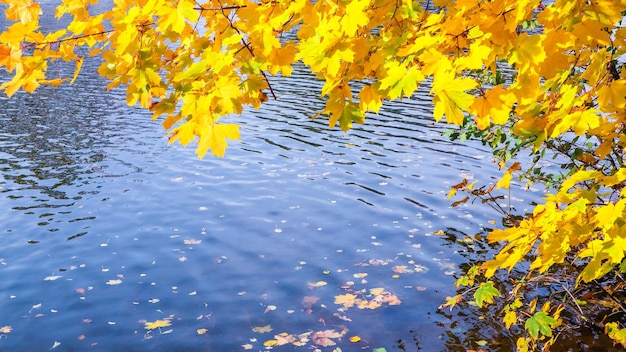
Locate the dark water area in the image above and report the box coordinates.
[0,6,547,352]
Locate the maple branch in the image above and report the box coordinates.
[194,5,246,11]
[193,2,280,11]
[216,0,277,101]
[22,29,114,50]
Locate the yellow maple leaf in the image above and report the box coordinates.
[340,0,369,35]
[334,293,357,308]
[431,71,477,125]
[0,44,21,72]
[496,162,521,189]
[471,85,516,129]
[359,84,383,113]
[5,0,42,24]
[157,0,198,33]
[455,43,492,70]
[509,33,546,73]
[144,319,171,330]
[504,311,517,329]
[379,61,424,100]
[597,80,626,110]
[196,122,241,159]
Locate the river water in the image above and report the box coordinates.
[0,9,543,352]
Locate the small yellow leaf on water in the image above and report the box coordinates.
[433,230,445,236]
[0,326,12,333]
[197,328,208,335]
[263,339,278,347]
[308,281,327,288]
[145,320,171,330]
[349,335,361,342]
[106,279,122,285]
[242,343,253,350]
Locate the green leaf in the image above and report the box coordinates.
[372,349,387,352]
[474,281,500,307]
[525,311,557,339]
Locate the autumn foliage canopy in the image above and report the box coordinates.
[1,0,626,349]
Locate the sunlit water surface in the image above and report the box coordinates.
[0,9,542,352]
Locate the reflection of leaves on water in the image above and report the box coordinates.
[252,325,272,333]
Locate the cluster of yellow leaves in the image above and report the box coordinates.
[483,169,626,284]
[334,287,401,310]
[2,0,622,159]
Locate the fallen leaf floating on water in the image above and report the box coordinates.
[274,332,297,345]
[349,335,361,342]
[252,325,272,333]
[44,275,62,281]
[333,312,352,322]
[264,340,278,347]
[264,305,277,313]
[307,281,327,288]
[335,288,401,310]
[312,329,345,347]
[334,293,357,309]
[0,326,12,333]
[144,320,171,330]
[241,344,253,350]
[196,328,208,335]
[30,303,42,313]
[184,239,201,245]
[50,341,61,350]
[392,265,413,274]
[105,279,122,285]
